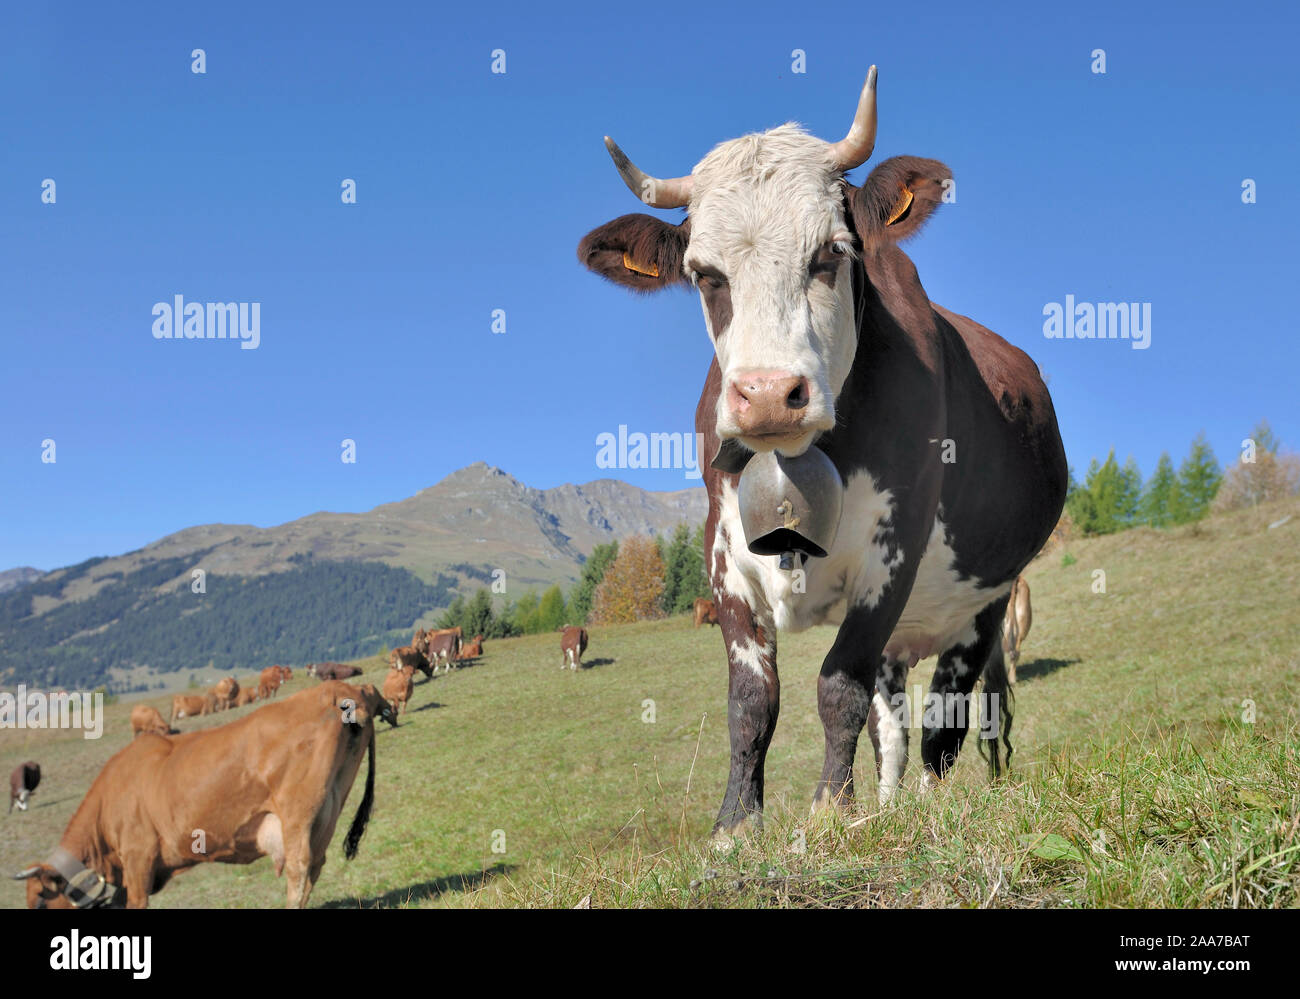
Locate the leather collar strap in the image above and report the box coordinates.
[48,846,120,908]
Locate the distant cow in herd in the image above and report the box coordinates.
[560,626,588,670]
[383,664,416,717]
[130,705,172,738]
[170,693,214,724]
[9,762,40,814]
[13,681,396,909]
[389,644,433,680]
[259,664,293,699]
[424,628,462,673]
[309,663,363,681]
[693,598,719,628]
[457,635,484,661]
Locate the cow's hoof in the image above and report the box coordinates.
[709,814,757,851]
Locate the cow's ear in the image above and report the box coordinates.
[848,156,952,248]
[578,214,690,292]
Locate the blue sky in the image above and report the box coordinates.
[2,1,1296,570]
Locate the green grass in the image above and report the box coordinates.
[2,498,1297,908]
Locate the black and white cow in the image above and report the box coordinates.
[578,68,1067,842]
[9,761,40,814]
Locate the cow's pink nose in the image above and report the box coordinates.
[727,370,810,437]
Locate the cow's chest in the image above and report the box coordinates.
[714,471,1005,662]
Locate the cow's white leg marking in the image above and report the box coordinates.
[872,689,907,804]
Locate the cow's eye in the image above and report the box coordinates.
[809,244,847,275]
[689,264,727,290]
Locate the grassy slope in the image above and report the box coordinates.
[2,499,1297,909]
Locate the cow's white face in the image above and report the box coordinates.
[685,126,857,457]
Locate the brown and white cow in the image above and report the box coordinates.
[1001,576,1032,684]
[560,626,588,670]
[170,693,215,725]
[693,598,719,628]
[9,762,40,814]
[13,681,396,909]
[579,67,1067,841]
[382,664,416,716]
[130,705,172,738]
[426,629,461,673]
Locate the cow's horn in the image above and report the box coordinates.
[604,136,693,209]
[13,865,42,879]
[828,66,878,172]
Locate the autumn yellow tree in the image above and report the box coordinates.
[1214,421,1300,511]
[590,535,665,624]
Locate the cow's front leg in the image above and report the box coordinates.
[813,612,890,812]
[710,599,779,844]
[122,849,158,909]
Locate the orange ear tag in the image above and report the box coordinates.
[885,186,914,226]
[622,252,660,277]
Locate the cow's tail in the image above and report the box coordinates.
[977,636,1015,780]
[343,730,376,861]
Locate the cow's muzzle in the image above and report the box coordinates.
[726,370,810,440]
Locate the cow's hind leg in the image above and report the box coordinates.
[921,596,1013,786]
[866,656,909,804]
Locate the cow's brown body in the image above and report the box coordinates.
[1001,576,1032,683]
[309,663,363,681]
[210,677,239,711]
[457,635,484,660]
[693,598,719,628]
[9,762,40,814]
[234,685,260,708]
[382,665,415,716]
[426,629,461,672]
[15,681,394,909]
[259,665,291,699]
[170,693,214,724]
[389,645,432,680]
[560,626,588,670]
[130,705,171,738]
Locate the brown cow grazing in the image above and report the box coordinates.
[210,677,239,711]
[426,630,461,673]
[389,645,433,680]
[170,693,215,724]
[560,626,588,670]
[130,705,172,738]
[693,598,720,628]
[382,665,416,716]
[457,635,484,661]
[234,685,260,708]
[308,663,363,681]
[9,762,40,814]
[13,681,396,909]
[1001,576,1032,684]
